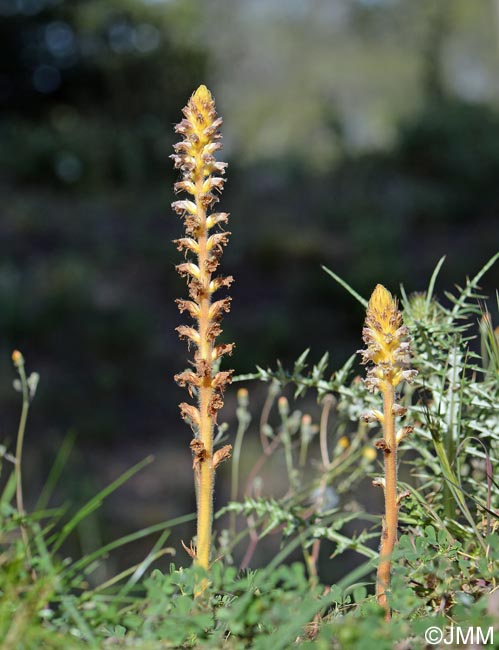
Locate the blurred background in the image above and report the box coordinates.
[1,0,499,574]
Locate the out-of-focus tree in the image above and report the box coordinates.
[0,0,209,186]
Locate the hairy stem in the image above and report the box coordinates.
[361,284,416,621]
[230,391,250,538]
[195,180,215,571]
[377,384,397,620]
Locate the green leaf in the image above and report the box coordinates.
[322,266,368,308]
[51,455,154,552]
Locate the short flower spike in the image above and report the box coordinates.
[359,284,416,621]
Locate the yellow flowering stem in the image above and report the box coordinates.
[360,284,417,621]
[172,86,234,574]
[377,383,397,617]
[195,186,214,571]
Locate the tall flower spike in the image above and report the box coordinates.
[172,86,234,572]
[359,284,416,621]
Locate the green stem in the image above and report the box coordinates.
[281,414,297,492]
[230,409,250,538]
[14,355,31,559]
[298,437,308,468]
[377,384,397,621]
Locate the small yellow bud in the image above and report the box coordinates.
[12,350,24,367]
[337,435,349,450]
[278,396,289,416]
[362,446,377,462]
[237,387,249,407]
[300,414,312,441]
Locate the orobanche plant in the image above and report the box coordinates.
[171,85,234,571]
[359,284,417,620]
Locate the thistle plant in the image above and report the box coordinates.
[359,284,416,620]
[172,85,233,570]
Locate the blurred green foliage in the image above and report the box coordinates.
[0,0,207,186]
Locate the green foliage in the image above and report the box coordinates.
[392,527,498,620]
